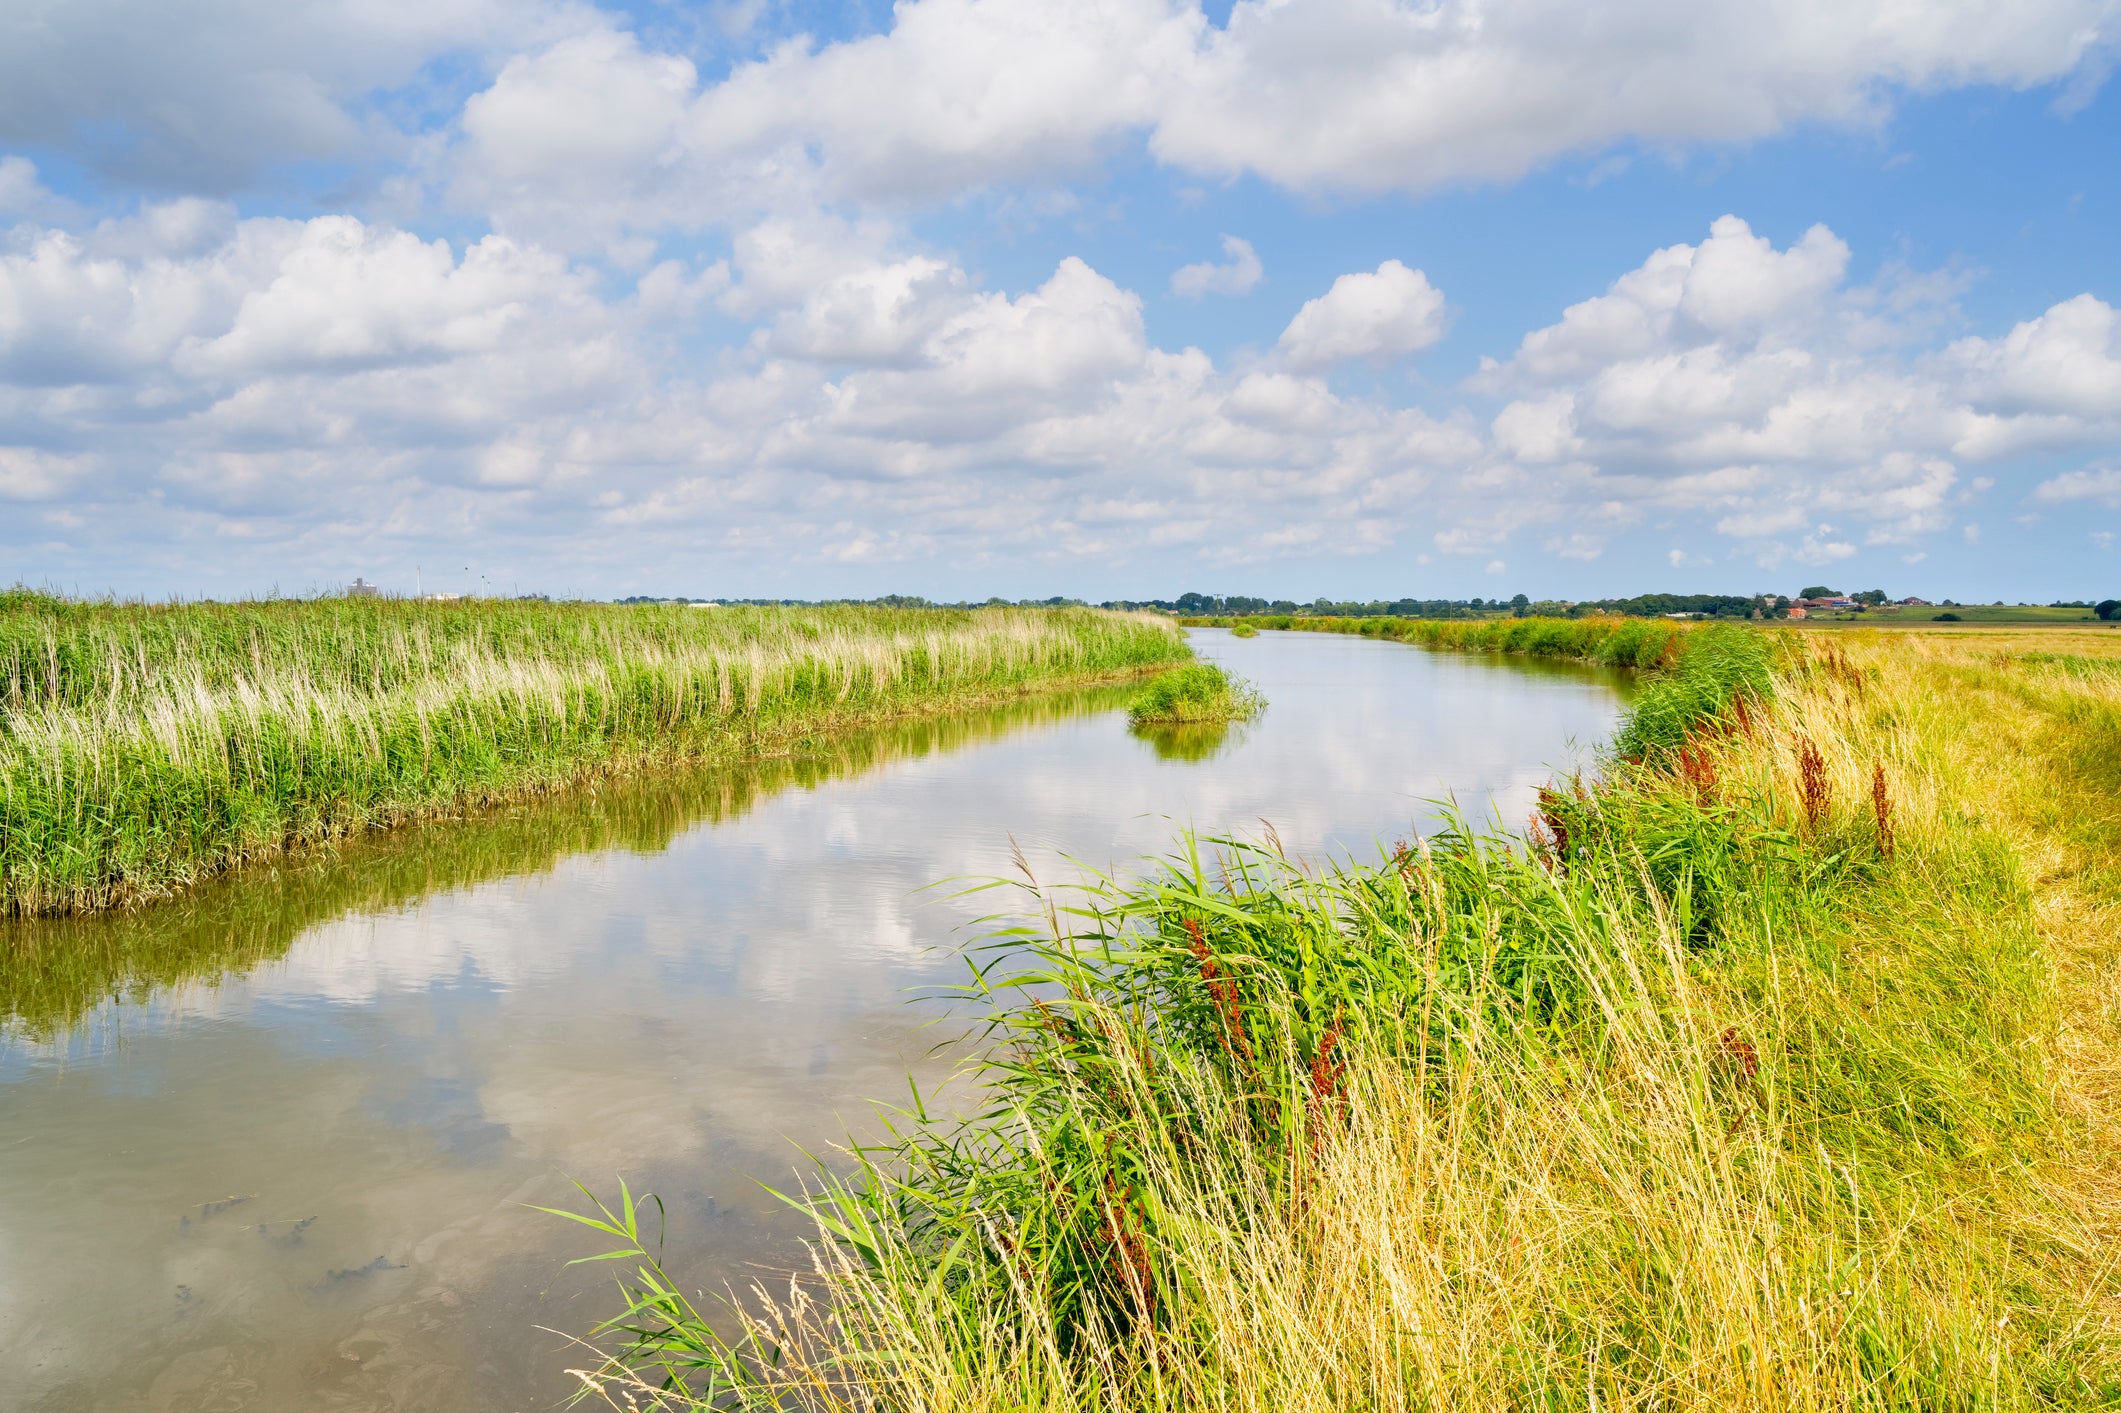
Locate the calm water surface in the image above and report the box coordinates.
[1,630,1629,1411]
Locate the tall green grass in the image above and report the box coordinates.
[1124,663,1264,725]
[562,629,2118,1410]
[1609,622,1777,761]
[0,680,1144,1035]
[0,594,1188,914]
[1183,612,1688,668]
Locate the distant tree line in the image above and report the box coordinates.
[608,590,2121,621]
[1110,591,1776,621]
[610,594,1096,609]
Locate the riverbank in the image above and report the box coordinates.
[0,595,1189,915]
[572,627,2121,1409]
[0,680,1150,1035]
[1177,612,1688,667]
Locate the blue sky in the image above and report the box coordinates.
[2,0,2117,602]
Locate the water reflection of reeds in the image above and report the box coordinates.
[1,683,1138,1039]
[1130,719,1246,762]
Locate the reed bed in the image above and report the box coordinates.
[0,680,1144,1035]
[0,593,1188,915]
[1182,612,1688,668]
[562,625,2121,1410]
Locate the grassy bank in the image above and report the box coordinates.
[1181,612,1687,668]
[0,680,1145,1035]
[0,595,1188,915]
[567,624,2121,1409]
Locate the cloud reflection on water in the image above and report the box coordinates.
[0,631,1628,1411]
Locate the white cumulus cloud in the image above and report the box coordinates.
[2035,462,2121,507]
[416,0,2121,245]
[0,0,590,191]
[1153,0,2117,194]
[1477,215,2121,557]
[420,0,2121,244]
[1172,236,1263,299]
[1278,260,1447,371]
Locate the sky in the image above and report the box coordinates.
[1,0,2118,604]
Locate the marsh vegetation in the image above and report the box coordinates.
[1179,611,1690,667]
[566,625,2121,1410]
[0,594,1187,915]
[1124,662,1265,726]
[1,621,1627,1412]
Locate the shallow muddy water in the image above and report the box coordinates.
[0,630,1629,1411]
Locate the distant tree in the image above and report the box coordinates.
[1798,585,1838,600]
[1851,589,1888,606]
[2097,599,2121,621]
[1934,612,1962,621]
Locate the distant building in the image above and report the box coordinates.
[687,601,722,608]
[1788,605,1808,619]
[348,577,379,599]
[417,592,463,603]
[1899,596,1932,607]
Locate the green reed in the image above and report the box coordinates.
[0,680,1145,1033]
[1124,663,1264,725]
[1180,612,1688,667]
[560,626,2117,1410]
[0,594,1189,914]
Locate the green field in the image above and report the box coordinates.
[0,594,1188,915]
[1793,604,2117,626]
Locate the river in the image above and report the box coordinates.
[0,628,1629,1411]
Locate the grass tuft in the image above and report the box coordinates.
[1125,663,1265,726]
[1608,622,1777,761]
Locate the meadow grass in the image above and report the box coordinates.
[1795,604,2115,627]
[0,593,1188,915]
[1124,663,1264,726]
[560,623,2121,1410]
[1181,612,1688,668]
